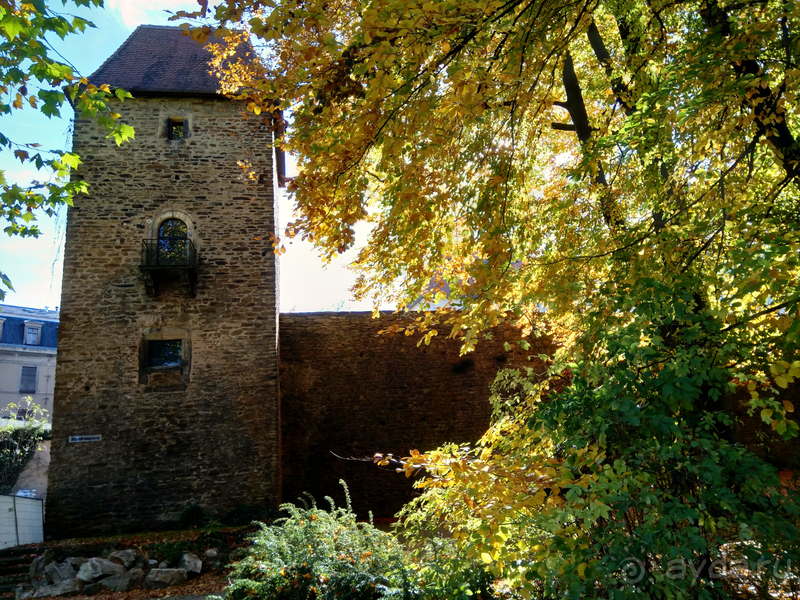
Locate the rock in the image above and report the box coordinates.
[143,568,187,589]
[15,585,34,600]
[202,547,223,569]
[29,557,45,580]
[158,561,168,569]
[45,562,76,584]
[33,578,83,598]
[63,558,87,570]
[76,558,125,583]
[107,549,140,569]
[147,559,158,567]
[30,579,48,591]
[178,552,202,577]
[42,551,55,568]
[81,583,103,597]
[29,552,54,580]
[99,568,144,592]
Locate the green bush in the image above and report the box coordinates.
[403,536,496,600]
[0,400,48,494]
[224,482,414,600]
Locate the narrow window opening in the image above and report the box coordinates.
[167,119,185,140]
[19,366,37,394]
[148,340,182,369]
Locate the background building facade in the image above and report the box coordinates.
[0,304,58,419]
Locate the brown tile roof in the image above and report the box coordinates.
[89,25,244,96]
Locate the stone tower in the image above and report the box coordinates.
[46,26,281,537]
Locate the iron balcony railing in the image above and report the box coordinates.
[141,238,196,268]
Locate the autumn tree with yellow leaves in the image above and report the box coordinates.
[0,0,134,299]
[183,0,800,596]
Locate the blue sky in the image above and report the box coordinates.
[0,0,376,312]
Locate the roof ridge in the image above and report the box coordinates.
[135,25,184,29]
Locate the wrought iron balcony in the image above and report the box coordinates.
[139,238,197,296]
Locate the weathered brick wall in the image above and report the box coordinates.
[279,312,554,518]
[47,96,279,537]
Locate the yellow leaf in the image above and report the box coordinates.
[775,375,789,389]
[761,408,774,420]
[480,552,492,563]
[578,562,587,580]
[783,400,795,413]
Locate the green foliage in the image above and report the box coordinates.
[151,539,189,566]
[403,536,495,600]
[0,400,48,494]
[399,279,800,598]
[224,482,412,600]
[0,0,134,299]
[184,0,800,596]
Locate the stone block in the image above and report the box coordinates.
[144,568,187,589]
[76,558,125,583]
[15,586,34,600]
[107,549,140,569]
[33,578,83,598]
[178,552,202,577]
[81,583,103,596]
[45,562,76,584]
[99,568,144,592]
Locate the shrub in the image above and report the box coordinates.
[224,481,413,600]
[0,400,48,494]
[402,535,495,600]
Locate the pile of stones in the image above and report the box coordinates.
[15,547,215,599]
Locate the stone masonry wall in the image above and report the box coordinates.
[279,312,555,518]
[46,96,279,537]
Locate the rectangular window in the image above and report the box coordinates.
[148,340,182,368]
[19,366,37,394]
[25,326,40,345]
[167,119,185,140]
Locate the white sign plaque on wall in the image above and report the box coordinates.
[68,435,102,443]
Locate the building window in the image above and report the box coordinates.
[0,317,4,343]
[23,321,43,346]
[139,328,191,386]
[19,366,37,394]
[147,340,182,369]
[157,219,189,265]
[167,118,185,140]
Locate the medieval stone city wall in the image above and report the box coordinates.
[47,96,280,537]
[279,312,555,518]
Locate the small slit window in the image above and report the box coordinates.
[147,340,182,369]
[167,119,185,141]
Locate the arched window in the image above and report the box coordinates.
[157,218,188,265]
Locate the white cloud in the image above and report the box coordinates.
[106,0,198,29]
